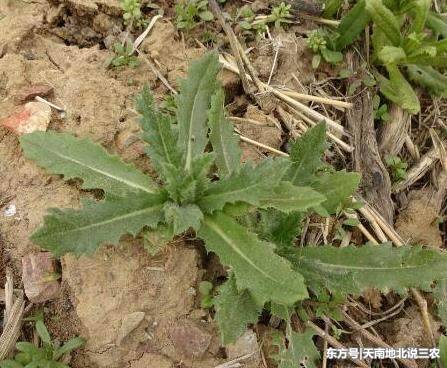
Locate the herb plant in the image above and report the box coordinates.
[307,29,343,68]
[120,0,146,29]
[19,52,447,364]
[315,0,447,113]
[265,2,294,28]
[175,0,214,31]
[236,3,293,37]
[107,42,139,69]
[385,154,408,182]
[0,319,85,368]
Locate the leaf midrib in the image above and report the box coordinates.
[200,180,261,209]
[216,118,232,175]
[158,119,175,166]
[39,145,155,194]
[184,62,214,171]
[37,204,163,238]
[203,217,281,285]
[305,258,438,271]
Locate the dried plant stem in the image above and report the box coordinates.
[344,212,378,244]
[219,55,348,137]
[281,90,353,109]
[0,273,25,360]
[404,134,420,161]
[209,0,257,94]
[299,14,340,26]
[136,49,178,95]
[411,289,435,346]
[288,106,353,152]
[229,116,267,126]
[238,134,288,157]
[392,143,445,192]
[354,200,435,346]
[214,353,254,368]
[306,321,369,368]
[341,311,417,368]
[132,15,162,52]
[34,96,64,112]
[356,205,388,243]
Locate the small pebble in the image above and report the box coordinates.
[4,204,16,217]
[1,102,51,135]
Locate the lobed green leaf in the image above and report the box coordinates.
[163,202,203,235]
[198,158,290,213]
[177,52,220,171]
[274,328,320,368]
[283,243,447,295]
[213,276,262,344]
[311,171,361,214]
[377,64,420,114]
[199,211,308,305]
[365,0,402,46]
[208,88,241,177]
[335,0,371,50]
[407,65,447,97]
[31,192,166,256]
[286,122,326,186]
[258,182,326,213]
[426,11,447,38]
[137,87,182,176]
[20,132,156,197]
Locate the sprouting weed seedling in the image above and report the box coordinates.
[107,42,139,69]
[269,2,293,28]
[120,0,146,29]
[0,317,85,368]
[236,6,267,37]
[373,94,391,122]
[159,93,177,116]
[19,53,447,366]
[175,0,214,31]
[307,29,343,68]
[199,281,214,308]
[237,2,293,37]
[385,154,408,182]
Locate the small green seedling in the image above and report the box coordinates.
[237,3,293,37]
[269,2,294,28]
[120,0,146,29]
[107,42,139,69]
[373,94,391,121]
[385,154,408,182]
[199,281,214,308]
[0,319,85,368]
[307,29,343,68]
[175,0,214,31]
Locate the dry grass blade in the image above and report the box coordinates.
[132,14,162,52]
